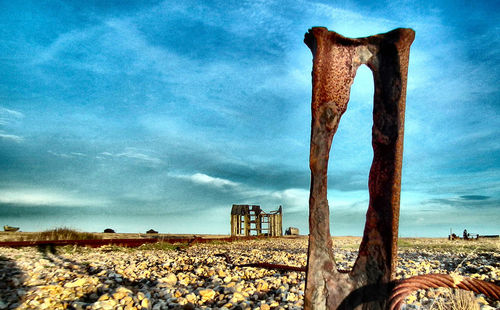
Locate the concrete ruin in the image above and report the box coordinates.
[230,205,282,237]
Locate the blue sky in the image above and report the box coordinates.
[1,0,499,237]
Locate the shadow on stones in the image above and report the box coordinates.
[34,245,200,310]
[0,254,28,309]
[4,244,290,309]
[337,282,394,310]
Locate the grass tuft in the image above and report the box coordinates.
[19,227,99,241]
[430,288,480,310]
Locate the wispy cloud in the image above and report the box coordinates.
[0,107,24,142]
[423,195,498,210]
[32,27,100,67]
[177,173,240,189]
[460,195,490,201]
[48,150,83,158]
[0,188,109,207]
[0,132,24,143]
[116,150,163,165]
[98,148,163,165]
[0,107,24,122]
[270,188,308,212]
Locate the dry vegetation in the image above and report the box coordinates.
[14,227,99,241]
[429,288,480,310]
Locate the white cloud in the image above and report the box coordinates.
[98,148,163,165]
[0,107,24,120]
[49,148,162,165]
[116,150,163,165]
[32,27,99,66]
[48,150,73,158]
[255,187,371,214]
[0,188,109,207]
[48,151,88,159]
[271,188,309,212]
[0,132,24,143]
[0,108,24,142]
[221,185,309,213]
[178,173,240,189]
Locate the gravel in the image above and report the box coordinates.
[0,238,498,309]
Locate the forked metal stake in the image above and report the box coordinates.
[303,26,500,310]
[214,26,498,310]
[304,27,414,310]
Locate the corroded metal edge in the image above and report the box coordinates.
[304,27,414,310]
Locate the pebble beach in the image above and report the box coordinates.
[0,237,499,310]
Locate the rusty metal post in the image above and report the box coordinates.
[304,27,414,309]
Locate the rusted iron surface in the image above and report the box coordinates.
[0,236,261,248]
[389,274,500,310]
[304,27,414,309]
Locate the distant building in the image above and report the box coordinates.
[230,204,282,237]
[285,227,299,235]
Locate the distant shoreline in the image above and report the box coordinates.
[0,231,461,242]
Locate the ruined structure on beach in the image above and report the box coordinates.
[230,205,282,237]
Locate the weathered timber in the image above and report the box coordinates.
[304,27,414,310]
[230,204,282,237]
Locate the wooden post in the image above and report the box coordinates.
[277,206,283,236]
[244,214,250,236]
[272,215,276,236]
[256,214,262,236]
[231,215,235,236]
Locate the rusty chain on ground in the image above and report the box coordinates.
[217,252,500,309]
[389,273,500,310]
